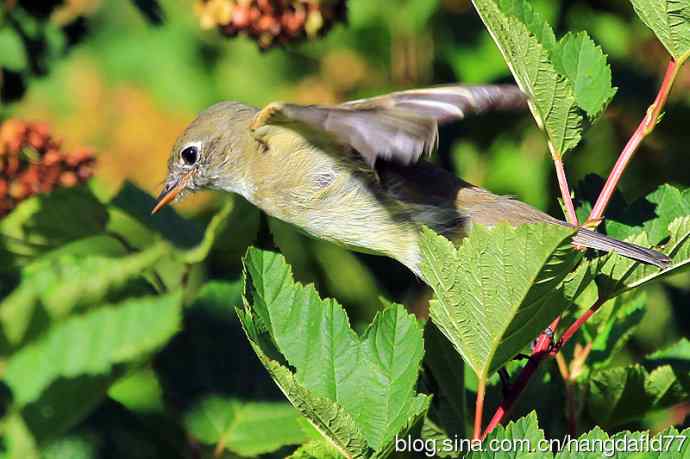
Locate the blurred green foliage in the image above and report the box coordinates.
[1,0,690,457]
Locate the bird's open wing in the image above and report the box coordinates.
[251,84,526,167]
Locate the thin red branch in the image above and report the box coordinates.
[554,158,578,225]
[553,299,604,353]
[587,59,681,226]
[474,378,487,440]
[481,316,561,439]
[479,54,687,443]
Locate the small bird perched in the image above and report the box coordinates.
[153,84,670,275]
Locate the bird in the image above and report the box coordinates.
[152,84,670,276]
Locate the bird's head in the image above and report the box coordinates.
[152,101,257,214]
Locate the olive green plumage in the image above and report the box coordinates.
[155,85,669,275]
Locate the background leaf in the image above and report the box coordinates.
[4,291,182,406]
[183,395,307,457]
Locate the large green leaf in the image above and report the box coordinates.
[470,0,583,156]
[629,0,690,61]
[237,248,430,458]
[183,395,308,457]
[4,291,182,406]
[0,242,166,345]
[419,223,579,379]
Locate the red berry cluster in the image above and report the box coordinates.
[195,0,347,49]
[0,120,96,217]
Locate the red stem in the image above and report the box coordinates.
[480,55,687,442]
[553,299,604,353]
[587,59,681,225]
[481,316,560,439]
[474,378,487,440]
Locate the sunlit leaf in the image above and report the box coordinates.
[470,0,583,156]
[419,223,579,379]
[629,0,690,61]
[238,248,430,458]
[552,31,617,119]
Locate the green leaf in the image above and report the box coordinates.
[645,338,690,392]
[40,434,98,459]
[585,291,646,370]
[0,242,166,345]
[629,0,690,61]
[555,425,690,458]
[587,360,688,428]
[4,292,182,406]
[238,248,430,457]
[419,223,579,378]
[107,181,201,250]
[599,216,690,298]
[470,0,583,156]
[497,0,557,51]
[21,375,114,444]
[551,31,617,119]
[181,200,232,264]
[466,411,549,458]
[0,28,27,71]
[107,182,230,263]
[183,395,308,457]
[0,187,108,266]
[288,439,343,459]
[108,368,164,414]
[0,412,40,459]
[422,323,467,441]
[606,184,690,245]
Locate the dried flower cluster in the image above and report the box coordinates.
[195,0,347,49]
[0,120,96,217]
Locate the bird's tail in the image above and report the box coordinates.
[573,228,671,268]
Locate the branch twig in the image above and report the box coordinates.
[474,378,487,440]
[481,316,560,439]
[554,158,578,225]
[587,58,683,226]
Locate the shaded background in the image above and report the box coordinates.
[1,0,690,457]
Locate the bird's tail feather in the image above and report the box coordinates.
[573,228,671,268]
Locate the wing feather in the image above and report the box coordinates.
[251,84,526,167]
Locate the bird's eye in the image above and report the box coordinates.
[180,146,198,165]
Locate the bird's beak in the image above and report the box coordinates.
[151,172,192,214]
